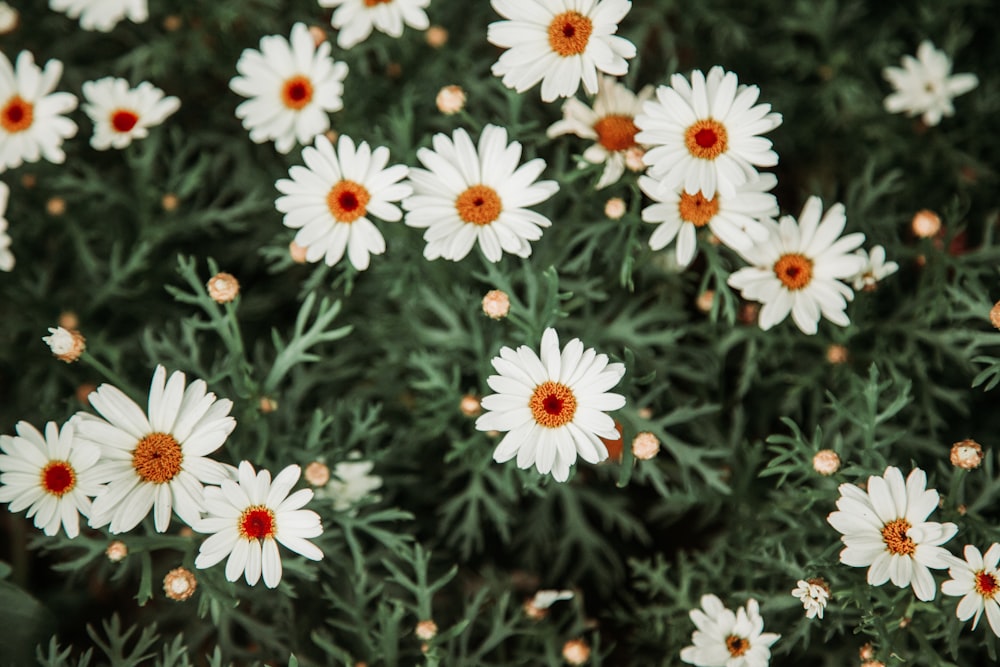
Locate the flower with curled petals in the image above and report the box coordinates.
[680,594,779,667]
[475,328,625,482]
[941,544,1000,637]
[194,461,323,588]
[75,365,236,533]
[827,466,957,601]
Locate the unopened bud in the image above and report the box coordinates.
[562,638,590,665]
[436,85,466,115]
[482,290,510,319]
[207,272,239,303]
[305,461,331,487]
[631,432,659,460]
[950,439,983,470]
[604,197,626,220]
[163,567,197,601]
[105,540,128,562]
[912,209,941,239]
[812,449,841,476]
[460,394,482,417]
[426,25,448,48]
[415,620,438,641]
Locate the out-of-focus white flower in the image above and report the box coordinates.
[883,41,978,126]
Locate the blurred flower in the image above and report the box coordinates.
[320,0,430,49]
[476,328,626,482]
[827,466,957,601]
[435,85,466,115]
[425,25,447,48]
[415,620,438,640]
[562,638,590,665]
[883,41,978,126]
[308,25,328,46]
[990,301,1000,329]
[43,326,86,363]
[631,432,659,460]
[695,290,715,314]
[488,0,636,102]
[76,365,236,533]
[276,134,411,270]
[81,77,179,150]
[850,246,899,291]
[859,643,875,661]
[460,394,482,417]
[825,344,849,365]
[207,272,240,303]
[49,0,147,32]
[46,197,66,216]
[403,125,558,262]
[911,209,941,238]
[812,449,841,475]
[0,420,102,538]
[680,595,779,667]
[524,589,574,619]
[318,456,382,511]
[194,461,323,588]
[728,197,866,335]
[230,23,348,154]
[304,461,331,487]
[0,182,11,271]
[0,3,17,34]
[161,193,179,211]
[547,76,653,189]
[640,173,776,268]
[636,66,782,199]
[0,51,77,172]
[941,543,1000,637]
[791,578,830,619]
[950,439,983,470]
[604,197,626,219]
[105,540,128,562]
[258,397,278,413]
[163,567,197,601]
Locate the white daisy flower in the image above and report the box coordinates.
[635,66,782,199]
[194,461,323,589]
[319,0,431,50]
[81,77,180,151]
[941,543,1000,637]
[546,75,653,189]
[727,196,866,335]
[0,181,13,271]
[0,421,103,538]
[639,172,777,267]
[403,124,558,263]
[230,22,349,154]
[475,328,626,482]
[75,365,237,534]
[827,466,958,601]
[679,595,779,667]
[850,245,899,292]
[275,134,411,270]
[0,51,77,173]
[48,0,147,32]
[883,40,978,127]
[791,578,830,620]
[488,0,637,103]
[316,457,383,512]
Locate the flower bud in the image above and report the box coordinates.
[207,272,239,303]
[604,197,626,220]
[426,26,448,48]
[436,85,466,115]
[950,439,983,470]
[163,567,197,601]
[631,432,659,460]
[911,209,941,239]
[415,620,438,641]
[305,461,331,487]
[562,638,590,665]
[105,540,128,562]
[43,326,85,363]
[482,290,510,319]
[460,394,482,417]
[812,449,841,476]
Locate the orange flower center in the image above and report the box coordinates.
[281,75,314,110]
[1,95,34,133]
[365,0,392,5]
[548,11,593,57]
[239,505,276,539]
[684,118,728,160]
[111,109,139,133]
[132,432,183,484]
[725,635,749,657]
[594,115,638,152]
[773,253,813,291]
[40,461,76,496]
[456,185,502,225]
[529,381,577,428]
[881,518,915,556]
[327,180,371,223]
[678,191,719,227]
[976,571,1000,599]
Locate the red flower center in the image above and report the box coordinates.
[239,506,276,539]
[41,461,76,496]
[976,571,1000,599]
[282,76,314,110]
[684,119,728,160]
[111,109,139,133]
[529,381,578,428]
[327,180,371,223]
[1,95,33,133]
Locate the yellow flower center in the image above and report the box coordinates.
[678,191,719,227]
[455,185,502,225]
[548,11,592,57]
[1,95,33,133]
[881,518,915,556]
[684,118,728,160]
[594,115,638,152]
[281,75,314,110]
[327,180,371,223]
[725,635,749,657]
[132,432,183,484]
[529,381,577,428]
[773,253,813,291]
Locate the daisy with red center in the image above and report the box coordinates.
[0,420,103,538]
[475,328,625,482]
[547,75,653,189]
[488,0,636,103]
[680,595,779,667]
[0,50,77,173]
[81,77,179,150]
[827,466,957,601]
[194,461,323,588]
[727,196,866,335]
[942,544,1000,637]
[319,0,430,49]
[275,134,411,270]
[75,366,237,533]
[403,125,558,263]
[48,0,147,32]
[635,66,782,199]
[639,173,777,268]
[230,22,349,154]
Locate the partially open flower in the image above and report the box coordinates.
[163,567,197,601]
[562,638,590,665]
[43,326,85,362]
[207,272,239,303]
[812,449,841,475]
[482,290,510,320]
[950,439,983,470]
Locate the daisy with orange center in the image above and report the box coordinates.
[0,50,77,173]
[827,466,957,601]
[547,76,654,189]
[230,23,349,154]
[320,0,430,49]
[194,461,323,588]
[639,173,777,268]
[275,134,411,270]
[403,125,558,263]
[680,595,779,667]
[0,420,103,537]
[488,0,636,102]
[476,328,625,482]
[635,66,782,199]
[942,544,1000,637]
[75,366,237,533]
[728,196,866,334]
[81,77,179,151]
